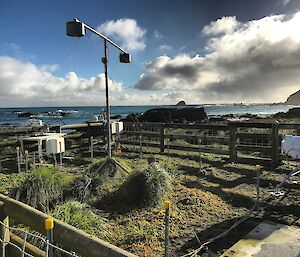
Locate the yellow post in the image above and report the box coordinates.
[16,146,21,173]
[164,200,170,257]
[45,218,54,231]
[45,218,54,257]
[25,150,29,172]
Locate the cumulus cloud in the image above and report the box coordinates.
[97,18,146,52]
[202,16,239,35]
[134,12,300,103]
[0,56,122,107]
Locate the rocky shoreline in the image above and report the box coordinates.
[1,106,300,129]
[121,107,300,124]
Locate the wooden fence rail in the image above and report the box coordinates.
[0,194,137,257]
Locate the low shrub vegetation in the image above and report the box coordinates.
[52,200,109,240]
[114,161,172,209]
[10,165,70,212]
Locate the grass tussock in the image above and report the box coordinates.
[52,200,109,240]
[10,166,70,212]
[67,159,130,202]
[114,162,172,209]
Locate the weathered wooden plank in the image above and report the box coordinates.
[236,132,271,140]
[165,123,229,130]
[232,122,273,128]
[165,134,230,144]
[122,131,160,137]
[10,232,45,257]
[0,141,17,147]
[236,157,272,166]
[120,140,160,148]
[278,123,300,129]
[58,122,103,130]
[124,122,164,129]
[0,194,137,257]
[236,144,272,153]
[64,132,92,139]
[166,144,229,155]
[0,127,40,136]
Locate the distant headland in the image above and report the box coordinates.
[286,90,300,105]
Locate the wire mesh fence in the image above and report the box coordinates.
[0,220,78,257]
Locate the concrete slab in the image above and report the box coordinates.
[221,221,300,257]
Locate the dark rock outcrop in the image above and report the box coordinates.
[176,101,186,106]
[286,90,300,105]
[239,113,259,119]
[273,107,300,118]
[122,107,207,123]
[17,112,33,118]
[111,114,124,120]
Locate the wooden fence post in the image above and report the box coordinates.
[229,122,237,162]
[160,124,166,153]
[271,122,280,167]
[0,201,9,257]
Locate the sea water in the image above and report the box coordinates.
[0,104,296,127]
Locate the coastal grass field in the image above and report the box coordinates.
[1,142,299,256]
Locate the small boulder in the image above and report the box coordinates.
[17,112,33,118]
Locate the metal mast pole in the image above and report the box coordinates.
[66,18,130,172]
[102,39,111,159]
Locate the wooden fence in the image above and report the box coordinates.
[120,121,300,167]
[1,121,300,167]
[0,194,137,257]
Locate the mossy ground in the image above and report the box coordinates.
[1,141,299,256]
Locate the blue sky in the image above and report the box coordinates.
[0,0,300,107]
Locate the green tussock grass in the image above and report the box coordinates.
[114,162,172,209]
[66,158,131,202]
[52,200,109,240]
[10,165,71,212]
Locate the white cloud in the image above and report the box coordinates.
[8,43,20,53]
[202,16,239,36]
[154,30,163,39]
[134,12,300,103]
[97,18,146,52]
[0,56,123,107]
[281,0,290,6]
[158,44,173,52]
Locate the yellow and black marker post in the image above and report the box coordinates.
[45,218,54,257]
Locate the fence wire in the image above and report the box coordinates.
[0,220,78,257]
[180,165,300,257]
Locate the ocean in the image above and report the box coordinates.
[0,104,296,127]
